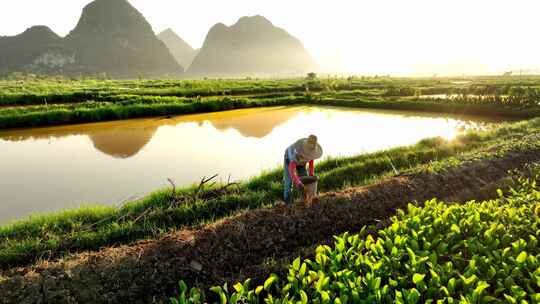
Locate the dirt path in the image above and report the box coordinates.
[1,146,539,304]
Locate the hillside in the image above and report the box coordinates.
[64,0,182,77]
[0,0,183,78]
[188,15,317,77]
[0,26,68,74]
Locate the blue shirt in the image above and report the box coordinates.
[285,139,308,165]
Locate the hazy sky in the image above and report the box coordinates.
[1,0,539,75]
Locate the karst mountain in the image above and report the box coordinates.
[0,0,183,77]
[188,15,317,77]
[0,7,317,78]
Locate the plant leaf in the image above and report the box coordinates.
[413,273,425,285]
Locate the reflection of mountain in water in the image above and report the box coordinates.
[88,126,157,158]
[177,107,300,138]
[0,106,301,158]
[0,121,158,159]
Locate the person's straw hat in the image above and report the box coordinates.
[298,135,323,161]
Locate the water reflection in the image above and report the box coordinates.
[0,107,300,158]
[0,106,508,224]
[0,121,159,159]
[89,126,157,158]
[172,106,300,138]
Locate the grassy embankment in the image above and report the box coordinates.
[1,93,539,129]
[0,77,380,106]
[2,76,539,107]
[170,168,540,303]
[2,76,540,128]
[0,76,466,103]
[0,78,313,106]
[1,117,539,270]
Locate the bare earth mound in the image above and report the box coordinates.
[1,143,540,303]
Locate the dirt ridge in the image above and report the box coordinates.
[1,146,540,304]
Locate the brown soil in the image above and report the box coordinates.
[1,147,539,304]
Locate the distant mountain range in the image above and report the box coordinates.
[0,0,317,78]
[157,29,199,70]
[0,0,182,78]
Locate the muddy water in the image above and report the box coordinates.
[0,106,506,224]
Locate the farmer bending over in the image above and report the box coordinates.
[283,135,323,204]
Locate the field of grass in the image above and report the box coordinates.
[1,118,539,270]
[170,167,540,303]
[2,76,540,128]
[0,77,369,106]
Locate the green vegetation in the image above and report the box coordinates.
[0,78,356,106]
[1,93,537,129]
[1,75,540,293]
[0,95,304,129]
[2,76,540,128]
[0,76,539,303]
[170,169,540,303]
[3,75,540,106]
[309,97,538,119]
[1,118,540,269]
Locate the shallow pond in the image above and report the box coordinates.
[0,106,507,224]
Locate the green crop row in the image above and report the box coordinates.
[170,167,540,303]
[0,78,308,105]
[0,96,304,129]
[0,78,370,106]
[308,97,540,119]
[2,93,539,130]
[3,76,540,106]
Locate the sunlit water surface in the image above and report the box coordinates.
[0,106,507,224]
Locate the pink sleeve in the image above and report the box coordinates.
[309,160,315,176]
[288,161,302,186]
